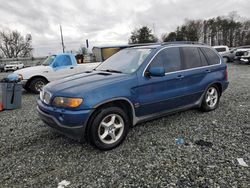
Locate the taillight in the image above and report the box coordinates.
[225,67,228,81]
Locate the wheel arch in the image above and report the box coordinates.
[26,75,49,88]
[212,82,222,96]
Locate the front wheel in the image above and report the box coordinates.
[29,77,47,94]
[89,107,130,150]
[200,85,220,112]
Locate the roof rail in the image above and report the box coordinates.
[161,41,207,45]
[128,43,161,47]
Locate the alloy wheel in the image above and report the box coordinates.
[205,87,218,108]
[98,114,124,144]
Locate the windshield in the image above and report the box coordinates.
[215,48,226,52]
[95,48,152,74]
[42,55,56,66]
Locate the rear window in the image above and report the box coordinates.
[201,47,220,65]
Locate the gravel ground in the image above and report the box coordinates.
[0,63,249,188]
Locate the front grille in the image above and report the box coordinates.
[235,51,244,56]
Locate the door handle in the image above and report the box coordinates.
[70,67,74,69]
[205,69,211,73]
[177,75,184,79]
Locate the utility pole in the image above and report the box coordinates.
[60,25,65,53]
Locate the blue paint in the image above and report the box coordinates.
[37,44,229,141]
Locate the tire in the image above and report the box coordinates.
[88,106,130,150]
[200,85,220,112]
[29,77,47,94]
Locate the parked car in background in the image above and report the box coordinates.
[213,45,234,62]
[234,46,250,63]
[4,61,24,71]
[240,49,250,64]
[15,53,100,94]
[38,42,229,150]
[0,63,5,72]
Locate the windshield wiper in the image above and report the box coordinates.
[100,69,123,73]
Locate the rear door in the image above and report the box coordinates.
[178,47,210,105]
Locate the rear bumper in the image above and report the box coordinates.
[222,81,229,92]
[37,99,93,141]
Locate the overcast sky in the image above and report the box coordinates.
[0,0,249,56]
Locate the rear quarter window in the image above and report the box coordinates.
[201,47,220,65]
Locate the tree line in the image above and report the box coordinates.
[130,12,250,47]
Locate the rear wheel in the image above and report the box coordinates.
[201,85,220,112]
[29,77,47,94]
[88,106,129,150]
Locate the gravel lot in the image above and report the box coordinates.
[0,63,249,188]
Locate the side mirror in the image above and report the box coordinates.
[146,67,165,77]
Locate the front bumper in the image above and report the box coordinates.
[240,57,250,63]
[21,79,28,88]
[37,99,93,141]
[4,67,15,71]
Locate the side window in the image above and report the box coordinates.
[201,47,220,65]
[149,47,181,73]
[53,55,72,67]
[181,47,203,69]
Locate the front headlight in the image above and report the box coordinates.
[52,97,83,108]
[244,51,249,56]
[18,74,23,81]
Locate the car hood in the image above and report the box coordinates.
[15,66,50,77]
[236,48,250,52]
[45,71,132,96]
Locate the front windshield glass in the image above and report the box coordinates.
[42,55,56,66]
[95,48,152,74]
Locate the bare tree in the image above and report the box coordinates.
[0,30,32,58]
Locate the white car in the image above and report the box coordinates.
[4,61,24,71]
[14,54,100,93]
[212,45,234,62]
[234,47,250,63]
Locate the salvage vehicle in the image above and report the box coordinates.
[239,50,250,64]
[15,54,100,93]
[37,42,229,150]
[234,46,250,63]
[212,45,234,62]
[4,61,24,71]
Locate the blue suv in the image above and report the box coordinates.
[37,43,229,150]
